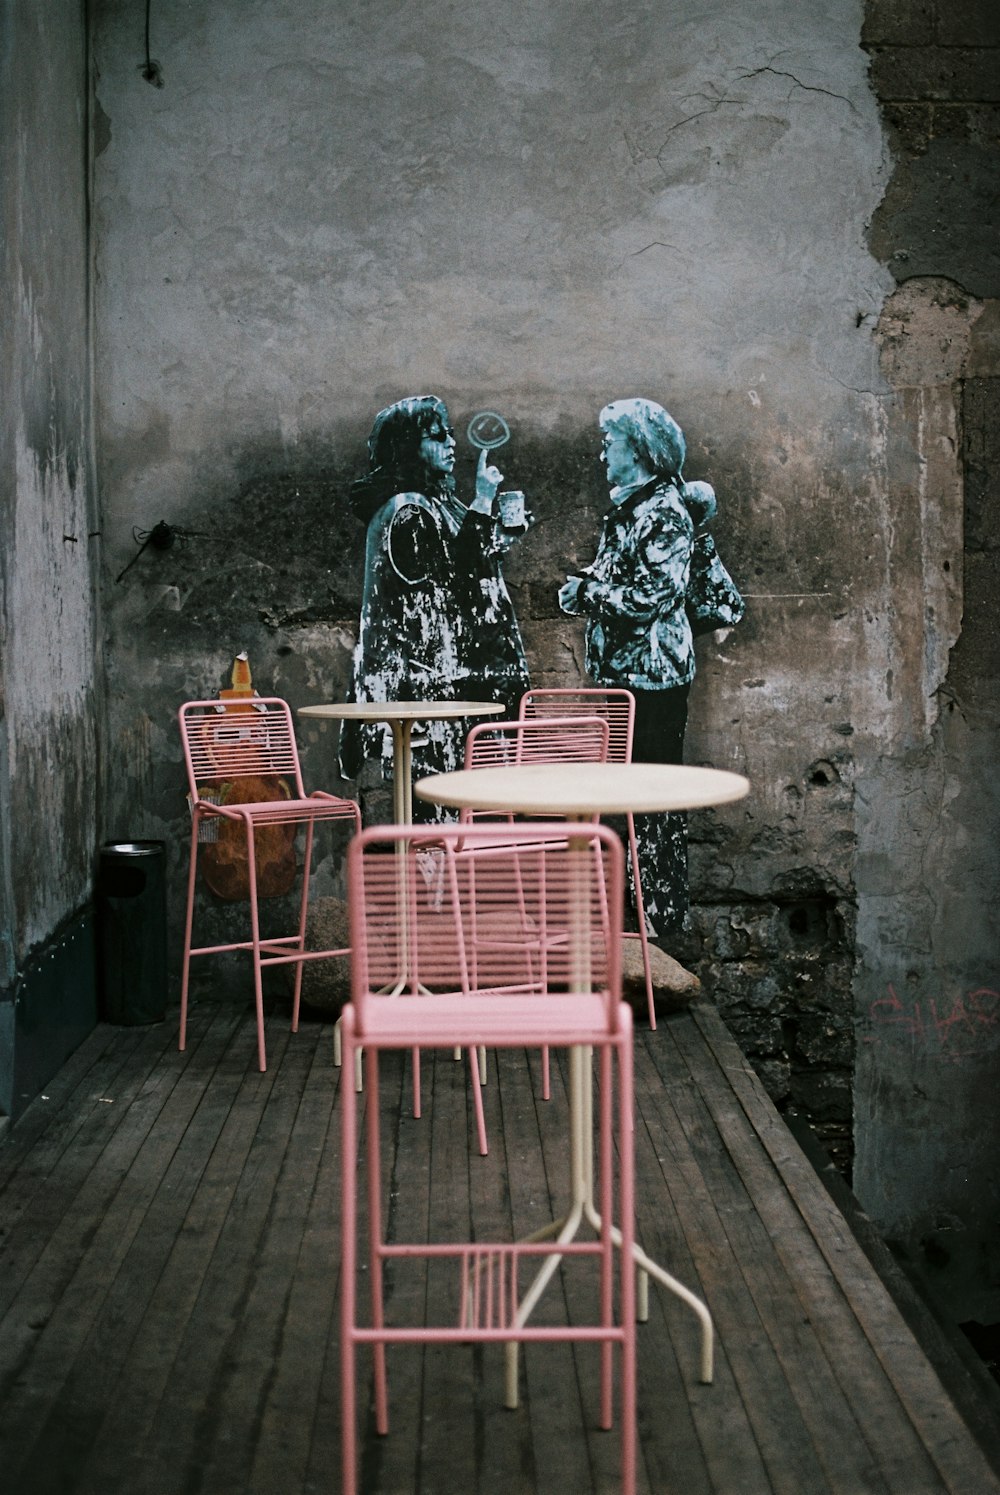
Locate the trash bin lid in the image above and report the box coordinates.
[102,840,165,856]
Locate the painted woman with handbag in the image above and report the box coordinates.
[559,397,743,940]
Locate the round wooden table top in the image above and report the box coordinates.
[298,699,506,724]
[414,760,750,816]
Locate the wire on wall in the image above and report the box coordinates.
[139,0,164,87]
[115,521,211,584]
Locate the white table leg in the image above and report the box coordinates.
[504,831,714,1409]
[389,718,413,827]
[335,716,417,1088]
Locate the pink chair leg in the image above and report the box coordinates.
[599,1040,615,1430]
[413,1050,422,1119]
[179,818,201,1052]
[467,1048,488,1155]
[618,1009,638,1494]
[291,819,316,1034]
[365,1045,389,1434]
[340,1008,358,1494]
[244,821,267,1072]
[627,812,656,1029]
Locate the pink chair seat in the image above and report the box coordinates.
[355,990,614,1048]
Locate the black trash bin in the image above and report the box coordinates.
[97,840,168,1025]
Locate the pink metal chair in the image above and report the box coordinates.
[385,717,612,1153]
[461,714,610,816]
[340,822,637,1494]
[178,697,361,1071]
[461,714,612,1102]
[520,687,657,1027]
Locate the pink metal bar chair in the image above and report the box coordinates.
[178,697,361,1071]
[520,687,657,1028]
[340,822,637,1494]
[462,714,611,815]
[461,713,612,1103]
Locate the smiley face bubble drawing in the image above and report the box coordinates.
[466,411,511,451]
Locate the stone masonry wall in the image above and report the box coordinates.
[855,0,1000,1317]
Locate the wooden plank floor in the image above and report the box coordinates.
[1,996,998,1495]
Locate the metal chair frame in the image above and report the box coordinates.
[178,696,361,1071]
[519,687,657,1027]
[461,713,611,1103]
[340,822,637,1494]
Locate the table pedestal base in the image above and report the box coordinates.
[503,1044,714,1408]
[407,761,749,1410]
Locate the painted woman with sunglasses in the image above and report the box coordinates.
[342,395,530,799]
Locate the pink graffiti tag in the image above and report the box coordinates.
[867,983,1000,1059]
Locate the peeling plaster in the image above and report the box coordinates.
[7,420,99,951]
[855,7,1000,1313]
[0,0,102,1125]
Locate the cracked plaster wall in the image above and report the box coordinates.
[88,0,990,1230]
[0,2,103,1114]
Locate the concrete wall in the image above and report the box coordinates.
[855,0,1000,1320]
[88,0,997,1310]
[0,1,103,1116]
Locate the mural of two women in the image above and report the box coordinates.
[344,393,743,944]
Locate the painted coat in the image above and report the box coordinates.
[563,473,743,939]
[344,488,529,782]
[569,477,696,689]
[568,476,743,686]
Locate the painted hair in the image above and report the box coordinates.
[351,395,455,521]
[681,477,717,531]
[367,395,450,474]
[599,398,686,483]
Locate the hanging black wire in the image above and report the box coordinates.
[139,0,164,87]
[115,521,208,584]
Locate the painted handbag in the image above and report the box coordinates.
[685,530,745,636]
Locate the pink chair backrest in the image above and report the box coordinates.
[519,688,635,766]
[461,715,611,828]
[179,697,307,797]
[464,714,611,770]
[347,822,625,1036]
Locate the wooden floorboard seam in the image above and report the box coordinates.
[5,1004,254,1491]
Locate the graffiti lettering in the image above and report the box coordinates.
[866,982,1000,1060]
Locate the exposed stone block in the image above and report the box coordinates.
[870,46,1000,103]
[862,0,936,49]
[870,138,1000,295]
[936,0,1000,49]
[962,377,1000,548]
[882,100,1000,157]
[876,277,980,387]
[790,1068,853,1122]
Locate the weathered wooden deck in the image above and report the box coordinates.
[1,996,998,1494]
